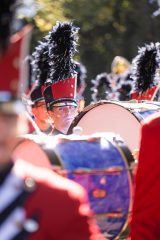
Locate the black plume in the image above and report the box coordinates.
[31,41,49,86]
[0,0,17,55]
[117,80,133,101]
[91,72,112,102]
[24,55,33,91]
[47,21,79,83]
[74,61,87,88]
[132,42,160,93]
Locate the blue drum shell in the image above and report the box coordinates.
[54,136,133,239]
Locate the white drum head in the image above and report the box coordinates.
[72,102,141,152]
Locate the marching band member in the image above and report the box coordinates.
[109,56,131,89]
[29,41,52,134]
[91,72,113,102]
[116,80,133,101]
[30,86,52,134]
[0,92,103,240]
[130,112,160,239]
[109,56,133,101]
[0,4,104,238]
[111,56,131,76]
[75,61,87,112]
[44,22,79,135]
[131,42,160,101]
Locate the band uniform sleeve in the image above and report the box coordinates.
[130,115,160,239]
[26,168,105,240]
[55,185,105,240]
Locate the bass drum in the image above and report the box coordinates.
[21,133,134,240]
[68,101,160,152]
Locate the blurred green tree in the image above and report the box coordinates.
[30,0,160,102]
[27,0,67,50]
[34,0,67,32]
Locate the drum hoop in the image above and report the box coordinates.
[42,144,62,167]
[112,136,135,170]
[110,137,134,239]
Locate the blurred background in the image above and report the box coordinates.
[17,0,160,103]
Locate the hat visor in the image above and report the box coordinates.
[48,98,77,109]
[30,97,45,106]
[51,102,77,107]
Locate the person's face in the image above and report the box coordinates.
[32,101,49,123]
[0,113,18,166]
[49,105,77,133]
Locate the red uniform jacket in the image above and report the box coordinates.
[130,112,160,239]
[0,160,104,240]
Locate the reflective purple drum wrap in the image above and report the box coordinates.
[53,134,134,239]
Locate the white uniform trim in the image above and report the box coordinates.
[0,171,24,213]
[0,207,25,240]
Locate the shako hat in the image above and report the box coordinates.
[131,42,160,100]
[43,21,79,110]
